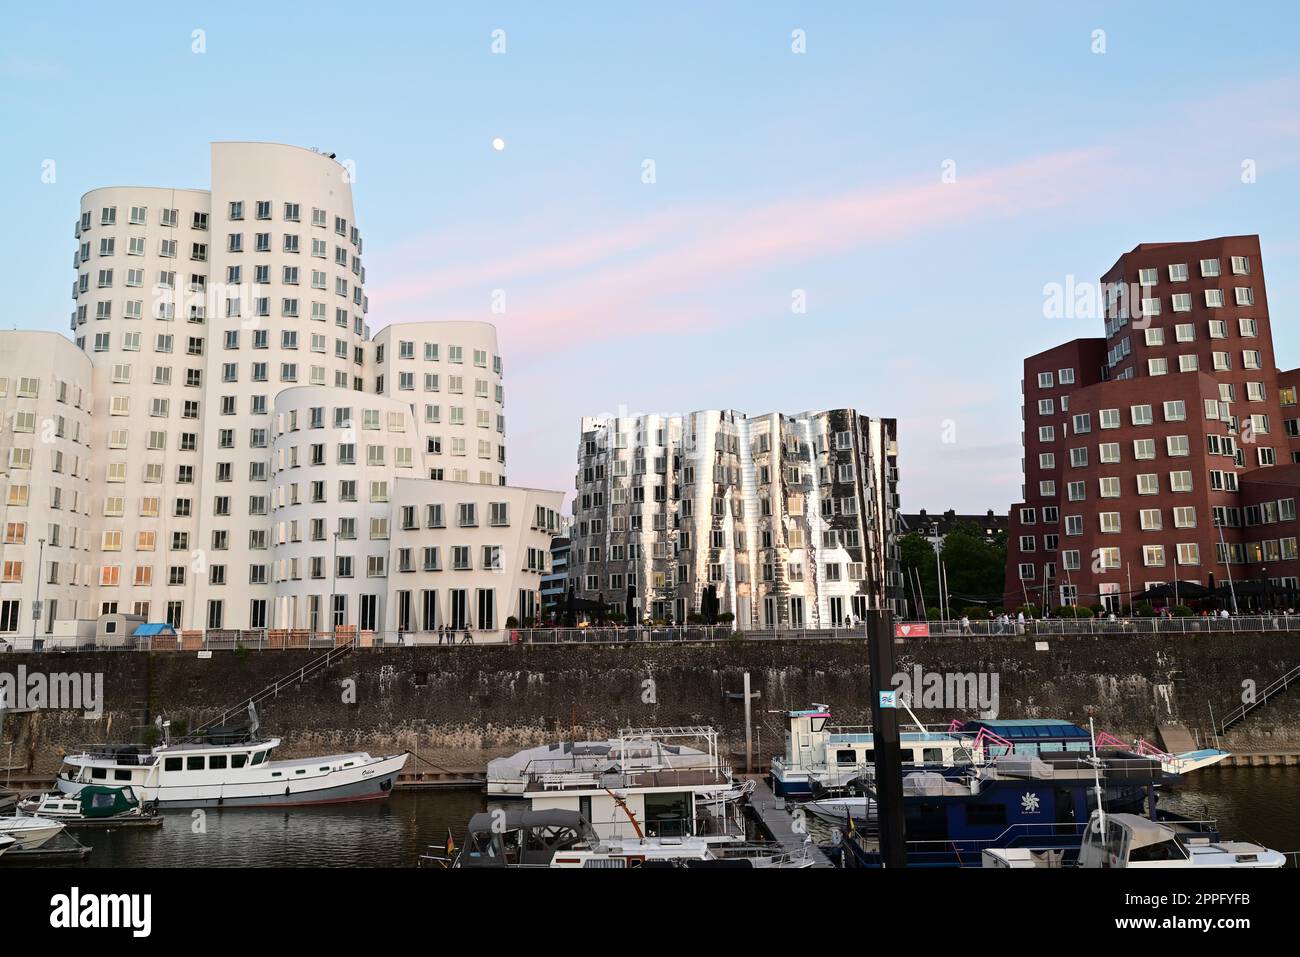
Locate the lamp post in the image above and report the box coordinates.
[330,530,340,639]
[930,521,945,621]
[1216,515,1238,615]
[31,537,46,643]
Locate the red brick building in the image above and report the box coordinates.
[1005,235,1300,612]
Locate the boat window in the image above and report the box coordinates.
[114,769,131,781]
[965,804,1007,827]
[251,750,267,765]
[835,749,858,765]
[187,756,205,771]
[901,750,918,763]
[295,769,306,775]
[344,761,353,768]
[231,754,248,768]
[319,766,330,772]
[1128,838,1187,863]
[91,767,107,780]
[922,748,944,763]
[209,755,228,770]
[271,772,281,778]
[164,757,182,771]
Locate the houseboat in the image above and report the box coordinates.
[770,705,967,797]
[487,736,716,797]
[950,719,1230,775]
[56,723,408,808]
[829,752,1203,868]
[436,807,813,869]
[516,726,749,844]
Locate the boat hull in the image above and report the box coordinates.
[0,817,66,850]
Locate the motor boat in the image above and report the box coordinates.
[0,834,15,858]
[19,785,150,821]
[982,810,1287,868]
[57,714,408,808]
[0,815,66,850]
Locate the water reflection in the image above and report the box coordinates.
[21,766,1300,867]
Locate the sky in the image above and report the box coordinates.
[4,2,1300,514]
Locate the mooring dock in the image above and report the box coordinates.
[743,775,834,868]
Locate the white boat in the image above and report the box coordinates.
[57,722,408,808]
[518,726,750,844]
[0,834,14,857]
[770,705,968,797]
[444,806,813,869]
[19,785,147,821]
[487,737,716,797]
[0,815,66,850]
[983,810,1287,869]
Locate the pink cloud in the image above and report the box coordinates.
[369,146,1121,350]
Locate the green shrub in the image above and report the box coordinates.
[1170,604,1194,617]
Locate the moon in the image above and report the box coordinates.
[491,137,506,152]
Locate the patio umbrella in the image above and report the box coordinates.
[625,583,637,625]
[1133,581,1211,602]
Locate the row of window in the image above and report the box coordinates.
[1135,257,1251,286]
[82,203,360,247]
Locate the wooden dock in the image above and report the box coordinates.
[743,775,834,868]
[396,769,485,790]
[0,831,92,864]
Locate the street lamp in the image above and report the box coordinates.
[330,530,340,639]
[1215,514,1238,615]
[31,537,46,643]
[930,521,945,620]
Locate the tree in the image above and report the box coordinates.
[899,521,1008,614]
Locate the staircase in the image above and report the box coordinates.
[1218,663,1300,735]
[185,638,358,738]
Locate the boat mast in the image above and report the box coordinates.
[1088,716,1106,838]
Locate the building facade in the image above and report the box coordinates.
[0,142,561,646]
[570,409,902,627]
[1005,235,1300,611]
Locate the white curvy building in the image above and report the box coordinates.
[0,142,561,646]
[571,409,902,628]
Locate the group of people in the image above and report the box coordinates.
[436,625,474,645]
[960,612,1027,635]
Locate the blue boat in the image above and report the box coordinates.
[823,753,1213,868]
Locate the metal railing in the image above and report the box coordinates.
[10,614,1300,654]
[1218,661,1300,734]
[904,614,1300,637]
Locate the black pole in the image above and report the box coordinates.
[867,608,906,867]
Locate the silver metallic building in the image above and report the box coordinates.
[571,409,902,627]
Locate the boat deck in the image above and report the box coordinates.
[523,767,732,793]
[744,776,833,868]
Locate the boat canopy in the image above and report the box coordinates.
[957,719,1092,741]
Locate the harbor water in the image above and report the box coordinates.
[15,766,1300,868]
